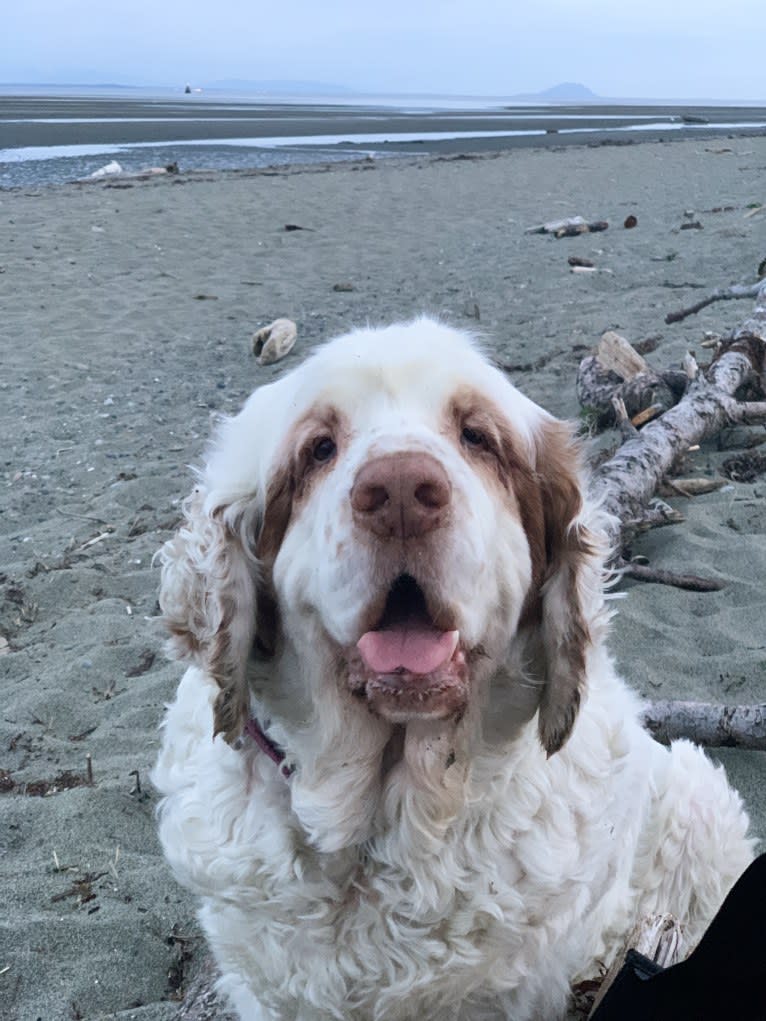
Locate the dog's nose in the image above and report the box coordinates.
[351,452,451,539]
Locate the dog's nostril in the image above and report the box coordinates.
[414,480,449,509]
[355,483,389,513]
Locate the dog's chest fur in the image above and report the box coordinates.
[179,700,641,1021]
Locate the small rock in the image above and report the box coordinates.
[623,214,638,229]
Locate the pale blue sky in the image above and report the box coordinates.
[3,0,764,100]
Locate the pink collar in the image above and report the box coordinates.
[244,717,293,778]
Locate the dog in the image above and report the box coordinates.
[153,319,753,1021]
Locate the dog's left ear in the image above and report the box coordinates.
[534,419,601,757]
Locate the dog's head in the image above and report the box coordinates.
[160,320,604,769]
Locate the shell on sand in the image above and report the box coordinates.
[252,318,297,365]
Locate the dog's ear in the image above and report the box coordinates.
[533,420,601,757]
[159,466,293,743]
[159,489,260,743]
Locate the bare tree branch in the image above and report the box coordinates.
[664,282,762,324]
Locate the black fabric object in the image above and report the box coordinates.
[590,853,766,1020]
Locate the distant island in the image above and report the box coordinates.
[514,82,600,101]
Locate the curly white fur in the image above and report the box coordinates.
[153,319,753,1021]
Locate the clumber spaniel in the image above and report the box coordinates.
[153,319,752,1021]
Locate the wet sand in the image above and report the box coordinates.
[1,136,765,1020]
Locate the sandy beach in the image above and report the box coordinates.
[1,136,765,1019]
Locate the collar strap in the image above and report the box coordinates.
[244,717,294,778]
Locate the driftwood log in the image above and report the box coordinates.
[642,701,766,750]
[575,280,766,753]
[525,215,609,238]
[579,279,766,550]
[588,913,685,1017]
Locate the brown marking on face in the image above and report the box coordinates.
[256,465,294,564]
[248,404,348,683]
[447,387,547,598]
[256,404,348,564]
[447,388,596,756]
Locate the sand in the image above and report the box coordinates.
[1,137,765,1020]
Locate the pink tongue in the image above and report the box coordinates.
[357,627,459,675]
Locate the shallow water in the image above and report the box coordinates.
[2,89,765,189]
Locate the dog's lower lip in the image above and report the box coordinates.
[346,639,470,721]
[374,669,434,687]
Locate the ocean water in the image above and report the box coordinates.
[2,87,765,189]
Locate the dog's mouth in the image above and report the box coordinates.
[348,574,468,721]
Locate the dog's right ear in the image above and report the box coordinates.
[158,488,263,743]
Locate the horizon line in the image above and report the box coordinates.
[1,81,764,106]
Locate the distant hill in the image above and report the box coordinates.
[203,79,352,95]
[538,82,598,100]
[513,82,601,102]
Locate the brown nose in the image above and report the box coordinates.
[351,452,451,539]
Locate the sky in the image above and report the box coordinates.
[2,0,764,101]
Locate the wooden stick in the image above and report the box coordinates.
[642,701,766,749]
[665,281,761,324]
[658,477,727,498]
[618,560,725,591]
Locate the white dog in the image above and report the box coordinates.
[153,319,752,1021]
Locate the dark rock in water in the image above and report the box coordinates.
[624,215,638,229]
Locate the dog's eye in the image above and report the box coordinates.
[461,426,488,449]
[312,436,337,463]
